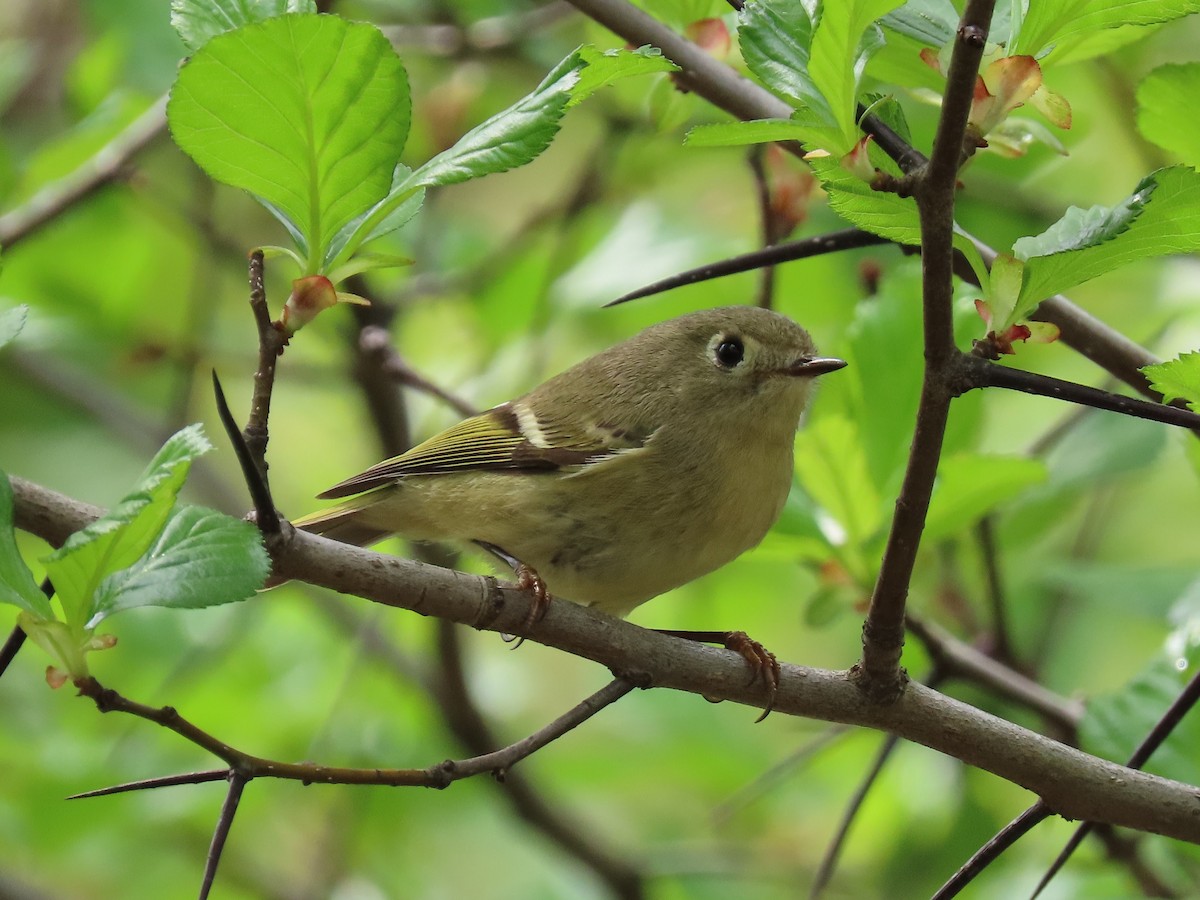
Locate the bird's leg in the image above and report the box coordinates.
[654,629,781,722]
[474,541,550,646]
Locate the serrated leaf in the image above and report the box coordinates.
[684,118,812,147]
[794,414,883,547]
[881,0,958,45]
[0,304,28,349]
[168,15,411,273]
[808,0,905,153]
[738,0,832,120]
[406,51,581,192]
[808,155,920,244]
[1142,353,1200,412]
[924,454,1047,544]
[42,425,211,628]
[1013,183,1151,261]
[1014,167,1200,308]
[0,471,52,618]
[570,45,678,107]
[1137,63,1200,169]
[170,0,317,52]
[89,506,268,625]
[331,49,588,271]
[1015,0,1200,59]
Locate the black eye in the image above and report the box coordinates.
[714,336,745,368]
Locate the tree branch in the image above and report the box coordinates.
[0,95,168,249]
[14,473,1200,846]
[858,0,996,695]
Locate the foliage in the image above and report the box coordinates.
[2,0,1200,897]
[0,425,268,682]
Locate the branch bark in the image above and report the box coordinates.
[13,473,1200,846]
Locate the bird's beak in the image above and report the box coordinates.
[788,356,848,377]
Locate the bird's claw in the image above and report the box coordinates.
[723,630,780,722]
[503,563,549,649]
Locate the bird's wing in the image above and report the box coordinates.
[317,402,650,499]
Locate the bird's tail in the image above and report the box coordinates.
[291,491,393,548]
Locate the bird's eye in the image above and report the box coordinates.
[714,335,745,369]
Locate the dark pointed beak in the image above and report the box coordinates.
[788,356,848,377]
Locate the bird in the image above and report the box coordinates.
[293,305,846,715]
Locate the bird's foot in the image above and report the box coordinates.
[655,629,781,722]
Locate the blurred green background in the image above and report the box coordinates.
[3,1,1200,897]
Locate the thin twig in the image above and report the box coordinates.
[360,325,479,420]
[211,372,278,534]
[905,615,1082,733]
[975,518,1014,665]
[858,0,997,697]
[809,731,904,899]
[606,228,890,306]
[713,726,850,825]
[969,355,1200,431]
[1032,664,1200,897]
[73,674,636,789]
[0,95,168,249]
[69,770,228,799]
[243,251,285,490]
[199,774,247,900]
[748,148,777,309]
[931,803,1051,900]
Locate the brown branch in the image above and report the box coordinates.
[975,517,1014,665]
[606,228,890,306]
[810,731,904,898]
[0,95,168,249]
[969,354,1200,431]
[858,0,996,697]
[359,325,479,419]
[905,615,1083,734]
[15,475,1200,846]
[200,774,246,900]
[74,674,635,789]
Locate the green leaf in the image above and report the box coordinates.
[89,506,268,625]
[1137,64,1200,169]
[1079,583,1200,786]
[1014,167,1200,309]
[738,0,831,120]
[167,15,411,272]
[42,425,211,629]
[171,0,317,52]
[406,51,580,191]
[570,45,679,108]
[923,454,1047,544]
[332,45,661,273]
[684,118,812,147]
[794,414,883,548]
[808,0,905,153]
[0,304,28,349]
[808,155,920,244]
[0,471,52,618]
[323,164,425,268]
[841,270,923,492]
[1142,352,1200,412]
[881,0,958,45]
[1014,0,1200,59]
